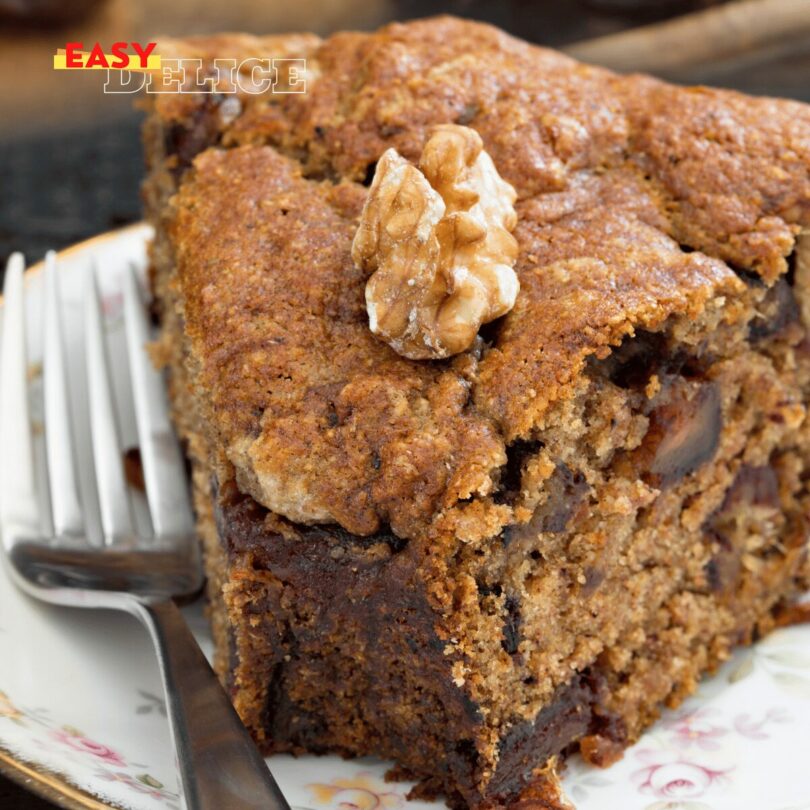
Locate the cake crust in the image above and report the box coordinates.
[169,145,506,537]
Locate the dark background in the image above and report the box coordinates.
[0,777,55,809]
[1,0,809,806]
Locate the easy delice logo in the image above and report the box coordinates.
[53,41,308,95]
[53,42,160,70]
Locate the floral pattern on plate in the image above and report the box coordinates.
[307,772,406,809]
[0,686,181,809]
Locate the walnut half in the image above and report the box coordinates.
[352,124,520,360]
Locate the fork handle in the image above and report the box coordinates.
[129,598,291,810]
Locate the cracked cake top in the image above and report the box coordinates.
[157,16,810,539]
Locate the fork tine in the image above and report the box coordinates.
[123,265,194,538]
[43,252,84,538]
[0,254,40,540]
[84,264,134,544]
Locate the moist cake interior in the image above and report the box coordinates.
[142,17,810,809]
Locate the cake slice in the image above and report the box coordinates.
[142,17,810,809]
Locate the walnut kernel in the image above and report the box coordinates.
[352,124,519,359]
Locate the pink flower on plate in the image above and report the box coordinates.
[667,708,728,751]
[633,749,730,799]
[733,708,790,740]
[50,726,125,766]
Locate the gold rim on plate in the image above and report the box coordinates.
[0,747,115,810]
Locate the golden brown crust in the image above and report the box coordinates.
[161,15,809,538]
[476,169,744,440]
[620,79,810,282]
[170,146,505,537]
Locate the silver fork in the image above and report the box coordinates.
[0,252,290,810]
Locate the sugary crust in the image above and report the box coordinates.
[620,79,809,283]
[476,169,744,440]
[170,147,505,537]
[162,17,809,537]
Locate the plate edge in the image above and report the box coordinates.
[0,222,153,301]
[0,744,119,810]
[0,222,153,810]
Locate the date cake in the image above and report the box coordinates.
[141,17,810,809]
